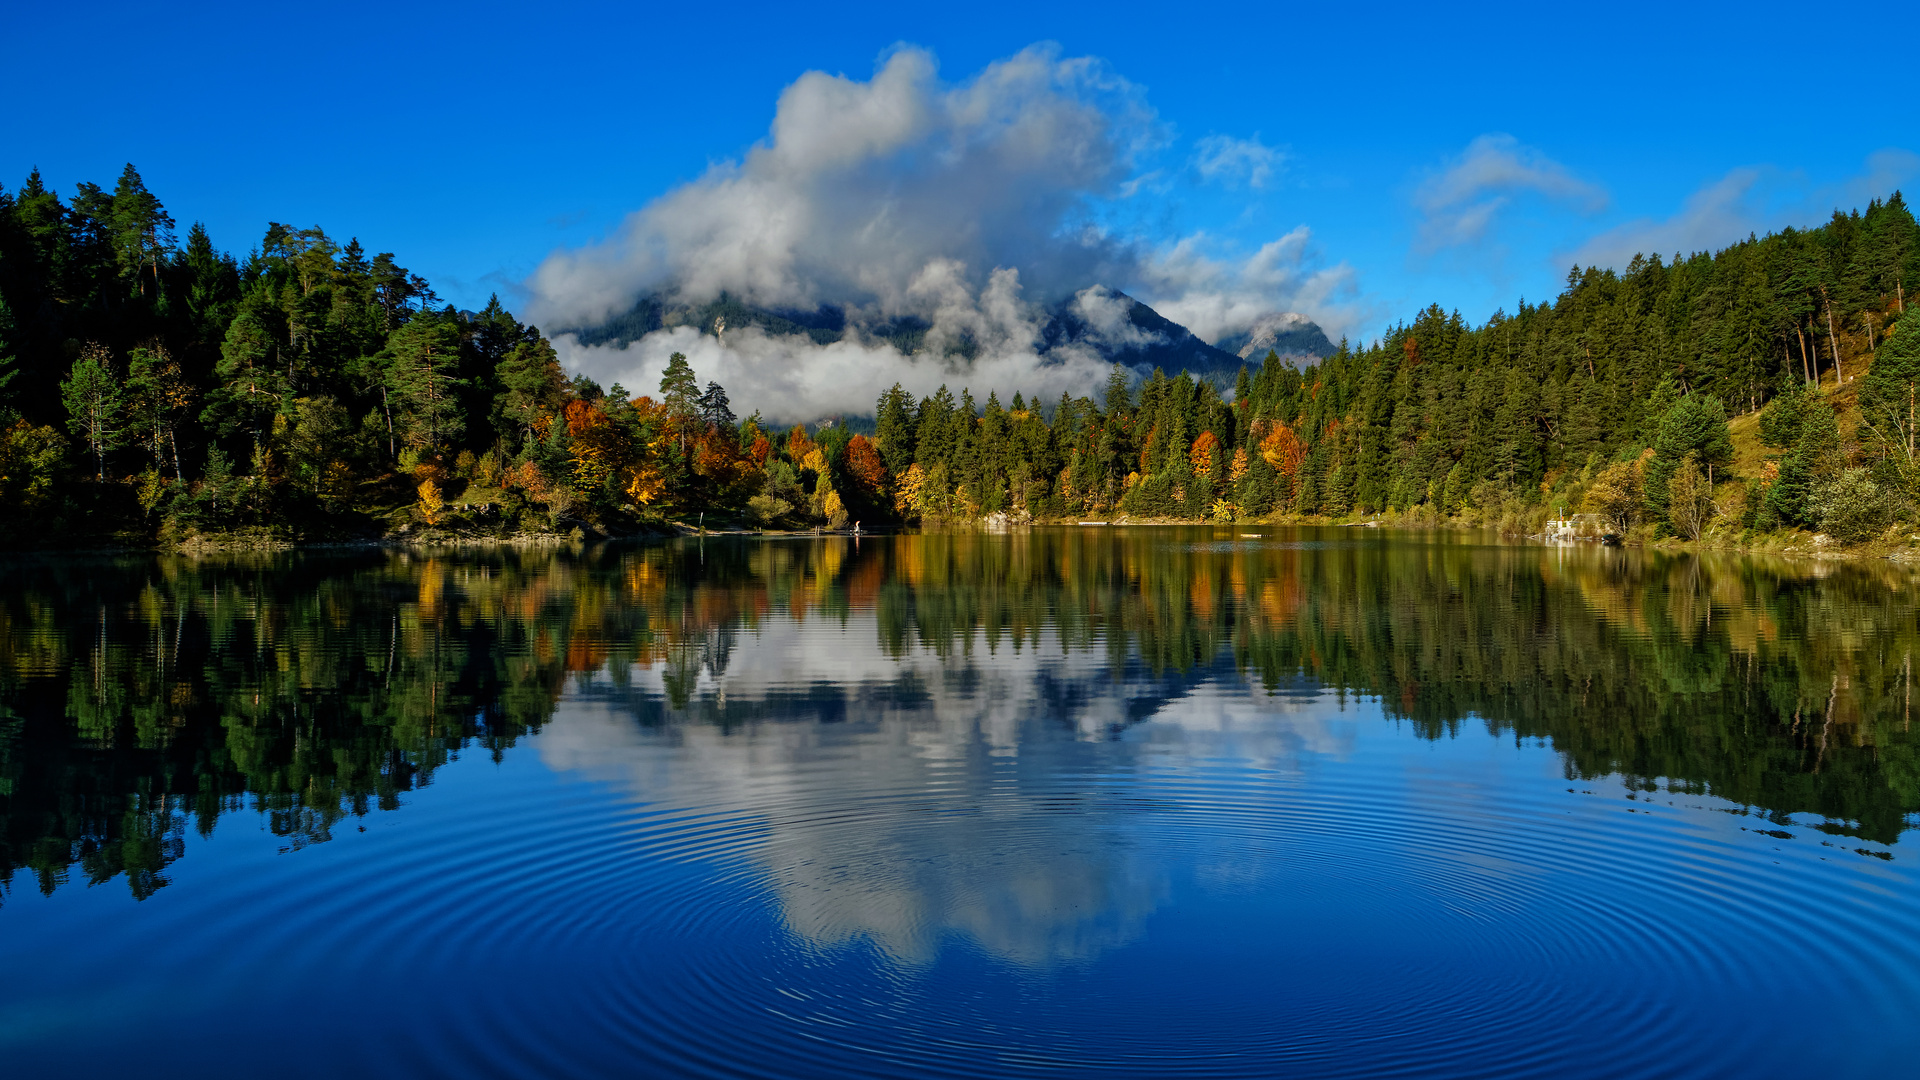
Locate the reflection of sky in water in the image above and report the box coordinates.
[540,615,1356,969]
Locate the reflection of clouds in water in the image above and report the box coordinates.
[540,617,1357,969]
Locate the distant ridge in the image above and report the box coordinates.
[562,286,1302,387]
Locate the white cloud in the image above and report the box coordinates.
[526,45,1357,416]
[1565,168,1763,270]
[1139,227,1366,346]
[527,44,1153,331]
[535,616,1353,968]
[1567,149,1920,271]
[1192,133,1284,190]
[1413,134,1607,252]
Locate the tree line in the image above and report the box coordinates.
[2,164,1919,542]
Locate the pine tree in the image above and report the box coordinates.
[1859,314,1920,494]
[698,381,735,429]
[874,383,917,476]
[384,318,466,454]
[108,164,175,297]
[494,337,565,440]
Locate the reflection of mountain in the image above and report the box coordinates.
[539,619,1348,968]
[5,529,1920,903]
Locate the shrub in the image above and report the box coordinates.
[1807,468,1891,542]
[747,494,790,525]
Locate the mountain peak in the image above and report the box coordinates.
[1213,312,1334,362]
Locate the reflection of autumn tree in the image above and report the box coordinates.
[5,531,1920,901]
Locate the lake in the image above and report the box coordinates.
[1,527,1915,1078]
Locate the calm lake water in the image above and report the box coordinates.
[1,527,1916,1078]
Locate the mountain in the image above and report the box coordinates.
[1212,312,1335,363]
[564,287,1287,387]
[1036,286,1246,382]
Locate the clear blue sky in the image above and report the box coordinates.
[4,0,1908,342]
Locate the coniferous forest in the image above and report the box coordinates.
[3,163,1920,547]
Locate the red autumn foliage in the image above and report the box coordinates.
[844,434,888,495]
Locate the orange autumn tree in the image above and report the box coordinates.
[566,398,628,492]
[1259,420,1306,479]
[1189,430,1220,478]
[693,425,761,502]
[842,434,889,514]
[786,425,816,466]
[562,393,671,508]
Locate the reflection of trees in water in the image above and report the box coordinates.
[3,530,1918,903]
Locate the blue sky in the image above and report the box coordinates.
[4,0,1910,347]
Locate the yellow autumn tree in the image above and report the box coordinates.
[1189,430,1220,478]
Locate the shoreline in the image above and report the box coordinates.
[9,513,1913,563]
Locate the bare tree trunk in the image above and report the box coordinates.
[1822,287,1843,384]
[1797,323,1812,385]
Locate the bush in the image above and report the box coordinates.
[1581,460,1643,533]
[1808,468,1892,542]
[747,494,791,526]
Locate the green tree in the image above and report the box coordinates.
[61,345,125,480]
[660,352,699,419]
[286,396,353,507]
[1646,394,1733,523]
[384,319,466,454]
[209,307,288,443]
[1764,396,1840,528]
[493,337,566,441]
[874,383,917,476]
[108,164,175,297]
[127,346,192,479]
[1859,314,1920,495]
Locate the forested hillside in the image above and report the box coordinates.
[2,163,1918,546]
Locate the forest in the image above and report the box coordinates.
[2,163,1919,545]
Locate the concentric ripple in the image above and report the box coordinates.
[20,626,1896,1080]
[4,534,1919,1079]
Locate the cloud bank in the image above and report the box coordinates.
[527,44,1354,420]
[1567,149,1920,271]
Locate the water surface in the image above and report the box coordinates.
[2,528,1915,1077]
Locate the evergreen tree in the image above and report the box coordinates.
[874,383,916,476]
[384,318,466,454]
[698,381,735,430]
[493,337,565,440]
[1859,314,1920,493]
[108,164,174,297]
